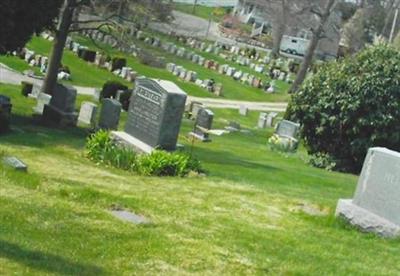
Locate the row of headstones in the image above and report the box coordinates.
[178,36,297,79]
[134,33,272,92]
[166,63,223,96]
[31,82,123,130]
[62,34,138,83]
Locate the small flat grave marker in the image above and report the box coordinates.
[111,210,150,225]
[3,156,28,172]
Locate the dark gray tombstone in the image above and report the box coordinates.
[98,99,122,130]
[275,120,300,139]
[3,156,28,172]
[336,147,400,237]
[42,84,78,126]
[0,95,12,133]
[115,78,187,152]
[190,108,214,142]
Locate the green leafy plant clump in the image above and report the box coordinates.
[288,44,400,172]
[86,130,204,177]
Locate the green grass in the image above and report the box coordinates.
[0,55,42,76]
[173,3,229,22]
[1,83,399,275]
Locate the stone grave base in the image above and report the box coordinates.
[336,199,400,238]
[111,131,154,154]
[42,105,77,127]
[189,132,211,142]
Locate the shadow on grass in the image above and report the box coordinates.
[1,114,88,150]
[0,240,105,275]
[190,144,281,177]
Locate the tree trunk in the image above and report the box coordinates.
[192,0,198,14]
[271,0,287,58]
[41,0,75,95]
[289,0,336,93]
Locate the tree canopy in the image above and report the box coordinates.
[0,0,62,54]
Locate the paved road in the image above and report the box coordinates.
[0,64,287,112]
[188,96,287,112]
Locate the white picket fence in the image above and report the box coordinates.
[173,0,238,7]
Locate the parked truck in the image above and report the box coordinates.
[280,35,310,57]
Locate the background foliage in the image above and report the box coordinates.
[288,44,400,172]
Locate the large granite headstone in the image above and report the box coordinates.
[98,99,121,130]
[190,108,214,142]
[114,78,187,152]
[42,84,78,126]
[336,148,400,237]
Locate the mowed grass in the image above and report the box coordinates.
[173,3,230,22]
[1,35,289,102]
[0,83,399,275]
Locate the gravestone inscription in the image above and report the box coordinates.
[120,78,187,152]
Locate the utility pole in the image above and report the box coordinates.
[192,0,198,14]
[206,12,212,38]
[389,8,399,43]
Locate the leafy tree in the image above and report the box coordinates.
[42,0,172,95]
[0,0,62,54]
[288,44,400,173]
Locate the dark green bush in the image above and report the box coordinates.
[86,131,204,177]
[119,90,132,111]
[21,81,33,97]
[288,44,400,172]
[137,150,203,177]
[100,80,128,100]
[111,57,126,71]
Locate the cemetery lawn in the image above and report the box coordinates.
[1,83,399,275]
[0,36,290,102]
[173,3,228,22]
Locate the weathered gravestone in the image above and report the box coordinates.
[239,105,249,116]
[33,93,52,115]
[266,112,278,127]
[113,78,187,153]
[258,112,267,128]
[336,147,400,237]
[98,99,122,130]
[3,156,27,172]
[190,108,214,142]
[272,120,300,151]
[78,102,98,127]
[0,95,12,133]
[42,84,78,126]
[275,120,300,139]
